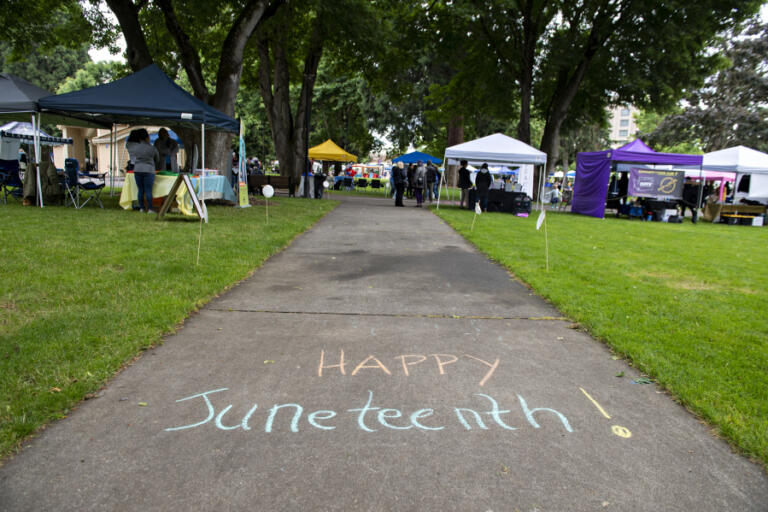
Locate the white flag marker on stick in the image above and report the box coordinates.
[536,209,549,271]
[471,201,482,232]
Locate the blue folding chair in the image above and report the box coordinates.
[60,162,80,208]
[0,159,23,204]
[70,158,106,208]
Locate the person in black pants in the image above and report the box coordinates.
[406,163,415,198]
[681,178,700,223]
[458,160,472,208]
[314,168,327,199]
[393,161,407,207]
[475,163,493,212]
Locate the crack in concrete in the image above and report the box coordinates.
[205,307,567,322]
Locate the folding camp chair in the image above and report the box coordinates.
[0,159,23,204]
[70,158,106,208]
[60,162,80,208]
[369,179,381,194]
[343,177,353,190]
[357,178,368,193]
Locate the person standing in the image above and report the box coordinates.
[458,159,472,208]
[393,161,407,207]
[475,163,493,212]
[425,160,438,203]
[550,183,561,209]
[681,177,700,223]
[413,161,426,207]
[314,166,327,199]
[127,128,160,213]
[406,163,416,198]
[153,128,179,172]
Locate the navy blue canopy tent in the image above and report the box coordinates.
[38,65,237,132]
[38,65,238,207]
[392,151,442,164]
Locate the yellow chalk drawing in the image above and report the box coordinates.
[612,425,632,438]
[579,387,611,419]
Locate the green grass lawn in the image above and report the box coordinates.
[433,205,768,468]
[0,193,336,458]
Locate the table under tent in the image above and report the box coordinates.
[308,139,358,195]
[571,139,703,220]
[438,133,546,213]
[37,64,238,220]
[699,146,768,224]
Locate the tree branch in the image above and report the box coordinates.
[154,0,209,102]
[104,0,153,71]
[214,0,286,113]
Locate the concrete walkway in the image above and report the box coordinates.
[1,195,767,511]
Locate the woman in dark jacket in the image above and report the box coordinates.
[393,161,407,207]
[406,163,416,198]
[458,159,472,208]
[474,163,493,212]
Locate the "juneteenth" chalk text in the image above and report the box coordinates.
[163,389,574,434]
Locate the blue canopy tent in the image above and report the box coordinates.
[38,65,237,132]
[0,74,108,207]
[392,151,442,164]
[38,65,238,212]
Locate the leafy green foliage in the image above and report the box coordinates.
[56,61,130,94]
[648,21,768,152]
[0,1,92,58]
[0,42,90,93]
[235,84,277,162]
[311,64,377,157]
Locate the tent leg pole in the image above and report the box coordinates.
[109,125,114,196]
[695,164,704,223]
[33,114,43,208]
[201,123,207,222]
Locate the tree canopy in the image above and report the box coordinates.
[647,21,768,153]
[2,0,765,178]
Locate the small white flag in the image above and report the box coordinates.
[475,202,482,215]
[536,209,546,230]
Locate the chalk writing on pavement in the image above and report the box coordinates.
[164,388,573,434]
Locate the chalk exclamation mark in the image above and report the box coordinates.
[579,387,632,438]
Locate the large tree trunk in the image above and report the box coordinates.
[257,17,324,181]
[105,0,154,72]
[258,39,296,178]
[535,10,613,199]
[445,115,464,187]
[516,1,538,145]
[107,0,283,174]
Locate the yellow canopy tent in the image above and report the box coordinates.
[308,139,357,162]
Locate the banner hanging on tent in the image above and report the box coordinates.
[628,167,684,199]
[237,120,250,208]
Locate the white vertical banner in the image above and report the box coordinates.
[518,164,534,197]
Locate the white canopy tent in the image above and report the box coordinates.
[703,146,768,203]
[702,146,768,174]
[438,133,547,209]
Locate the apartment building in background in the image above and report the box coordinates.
[607,104,638,148]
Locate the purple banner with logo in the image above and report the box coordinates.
[628,167,684,199]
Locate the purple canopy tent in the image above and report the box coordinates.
[571,139,703,218]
